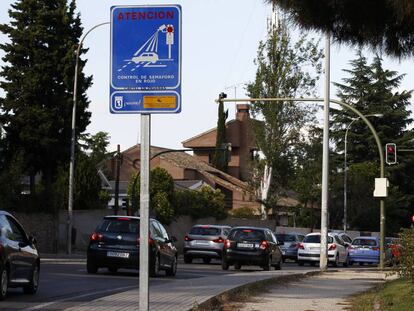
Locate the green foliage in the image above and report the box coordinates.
[229,206,257,219]
[0,0,91,212]
[213,101,228,172]
[330,53,414,232]
[246,17,323,214]
[152,192,174,225]
[273,0,414,58]
[397,227,414,283]
[81,132,111,164]
[174,186,227,220]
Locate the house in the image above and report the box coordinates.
[182,104,257,181]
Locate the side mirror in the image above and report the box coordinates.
[28,235,37,245]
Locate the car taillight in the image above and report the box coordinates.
[224,239,231,249]
[259,240,269,250]
[184,235,193,242]
[213,237,224,243]
[298,243,304,249]
[328,244,337,250]
[372,246,380,251]
[90,232,103,242]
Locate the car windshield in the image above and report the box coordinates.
[229,229,265,242]
[276,234,296,242]
[303,235,333,243]
[190,227,220,236]
[99,218,139,234]
[352,238,378,246]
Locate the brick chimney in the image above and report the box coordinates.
[236,104,250,121]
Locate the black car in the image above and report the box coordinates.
[87,216,178,277]
[222,226,283,271]
[0,211,40,300]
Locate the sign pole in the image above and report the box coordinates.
[139,114,151,311]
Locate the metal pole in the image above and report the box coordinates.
[67,22,109,254]
[343,120,357,232]
[319,33,330,271]
[114,144,121,215]
[139,114,151,311]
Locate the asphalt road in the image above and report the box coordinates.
[1,258,310,311]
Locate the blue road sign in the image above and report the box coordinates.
[110,5,181,113]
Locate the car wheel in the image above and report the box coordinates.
[150,254,160,277]
[274,260,282,270]
[310,261,316,267]
[343,256,349,267]
[108,266,118,274]
[184,255,192,264]
[359,262,364,266]
[263,256,271,271]
[332,255,339,267]
[86,259,98,274]
[203,258,211,264]
[0,267,8,301]
[348,261,353,266]
[222,259,229,270]
[298,260,304,266]
[23,263,39,295]
[166,256,177,276]
[234,263,241,270]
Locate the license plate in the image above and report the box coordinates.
[107,251,129,258]
[196,240,209,245]
[237,243,253,248]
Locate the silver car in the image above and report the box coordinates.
[275,233,305,262]
[183,225,231,264]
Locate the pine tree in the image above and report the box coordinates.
[331,53,414,232]
[212,101,228,172]
[0,0,91,210]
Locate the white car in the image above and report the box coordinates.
[131,52,158,64]
[297,232,348,267]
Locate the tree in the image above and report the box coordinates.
[330,53,414,232]
[0,0,91,210]
[246,17,323,219]
[271,0,414,57]
[212,100,228,172]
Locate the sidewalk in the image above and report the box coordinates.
[234,269,397,311]
[63,269,317,311]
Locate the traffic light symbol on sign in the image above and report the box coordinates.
[385,143,397,165]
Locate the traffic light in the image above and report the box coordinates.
[385,143,397,165]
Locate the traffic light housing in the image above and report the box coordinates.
[385,143,397,165]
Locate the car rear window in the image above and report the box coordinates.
[276,234,296,242]
[190,226,220,236]
[303,235,333,243]
[352,238,378,246]
[229,229,265,242]
[99,218,139,234]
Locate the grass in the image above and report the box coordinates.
[350,278,414,311]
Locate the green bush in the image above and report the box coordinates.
[229,206,257,219]
[397,227,414,283]
[153,192,174,225]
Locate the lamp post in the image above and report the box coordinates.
[67,22,109,254]
[343,114,383,232]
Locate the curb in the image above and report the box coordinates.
[192,270,321,311]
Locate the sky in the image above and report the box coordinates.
[1,0,414,153]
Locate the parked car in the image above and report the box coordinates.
[349,236,393,266]
[297,232,348,267]
[87,216,178,277]
[275,232,305,262]
[336,232,353,246]
[386,237,402,264]
[0,210,40,300]
[222,227,283,271]
[183,225,231,264]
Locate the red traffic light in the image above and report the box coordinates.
[167,25,174,33]
[411,214,414,223]
[385,143,397,165]
[387,146,395,153]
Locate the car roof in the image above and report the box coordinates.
[230,226,269,231]
[305,232,338,237]
[192,224,231,229]
[103,215,157,221]
[0,210,12,217]
[353,236,378,240]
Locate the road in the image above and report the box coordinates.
[1,258,310,311]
